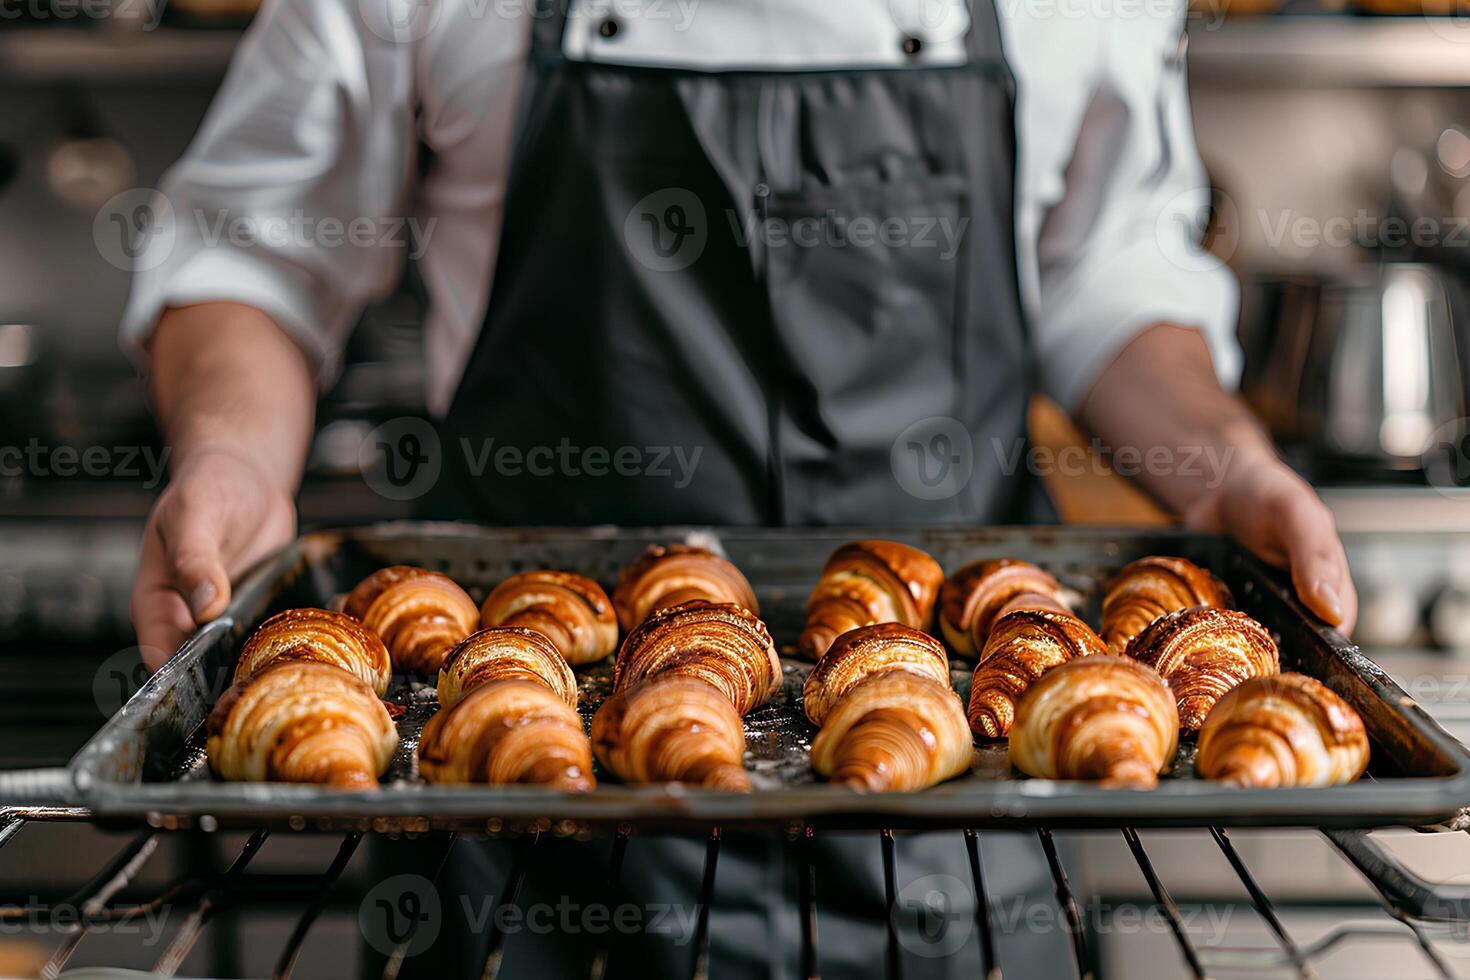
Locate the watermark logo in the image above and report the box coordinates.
[359,417,443,501]
[625,188,708,272]
[359,0,442,43]
[1155,186,1238,275]
[94,188,176,273]
[891,416,975,501]
[92,646,165,723]
[894,873,972,959]
[360,874,442,957]
[1425,6,1470,45]
[888,0,969,43]
[1422,417,1470,500]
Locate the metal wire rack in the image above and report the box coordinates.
[5,807,1470,980]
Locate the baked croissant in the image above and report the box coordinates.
[348,566,480,675]
[939,559,1069,659]
[233,608,393,696]
[1100,556,1233,653]
[805,623,972,792]
[437,627,578,710]
[613,601,781,715]
[612,543,759,632]
[592,675,751,791]
[479,570,618,667]
[1009,656,1180,789]
[802,621,951,727]
[1127,606,1280,731]
[967,610,1107,739]
[796,540,944,660]
[208,661,398,789]
[417,678,594,791]
[1197,672,1369,787]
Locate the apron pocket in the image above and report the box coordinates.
[762,174,971,521]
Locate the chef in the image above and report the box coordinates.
[121,0,1356,975]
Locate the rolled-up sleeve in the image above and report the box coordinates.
[1015,16,1241,411]
[120,0,414,387]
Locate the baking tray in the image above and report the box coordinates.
[69,522,1470,831]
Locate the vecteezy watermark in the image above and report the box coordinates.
[359,417,444,502]
[1421,417,1470,501]
[1154,186,1240,275]
[0,898,171,947]
[991,437,1236,489]
[459,438,703,488]
[94,188,438,273]
[1257,208,1470,256]
[0,0,167,29]
[358,876,705,958]
[893,873,1237,959]
[0,440,170,488]
[356,417,705,501]
[624,188,709,272]
[891,416,976,502]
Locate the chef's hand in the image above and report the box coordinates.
[131,450,297,670]
[1183,452,1356,635]
[1080,323,1357,635]
[129,302,316,671]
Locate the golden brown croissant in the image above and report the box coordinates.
[810,672,972,792]
[207,661,398,789]
[939,559,1069,659]
[1009,656,1179,789]
[802,621,951,727]
[233,608,393,697]
[804,624,972,792]
[349,566,480,675]
[437,627,578,710]
[1100,556,1233,653]
[417,678,594,791]
[1197,672,1369,787]
[591,675,750,791]
[479,570,618,667]
[796,540,944,660]
[612,543,759,632]
[1127,606,1280,731]
[967,610,1107,739]
[613,601,781,715]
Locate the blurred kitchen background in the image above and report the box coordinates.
[3,0,1470,764]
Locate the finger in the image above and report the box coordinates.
[131,524,199,671]
[1280,495,1353,629]
[157,495,232,624]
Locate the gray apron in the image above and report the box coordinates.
[398,2,1062,976]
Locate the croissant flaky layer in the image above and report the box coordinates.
[612,544,759,632]
[796,540,944,660]
[967,609,1107,739]
[1197,672,1370,787]
[207,662,398,789]
[480,570,618,667]
[233,608,393,697]
[1100,556,1233,654]
[1009,656,1180,789]
[418,678,594,791]
[803,622,950,727]
[591,675,751,791]
[1127,606,1280,731]
[810,671,973,793]
[437,627,577,710]
[353,567,480,675]
[939,559,1069,659]
[613,601,781,715]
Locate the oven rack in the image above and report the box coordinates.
[5,808,1470,979]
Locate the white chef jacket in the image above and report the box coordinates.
[120,0,1240,417]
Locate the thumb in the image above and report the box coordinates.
[159,502,232,624]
